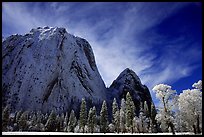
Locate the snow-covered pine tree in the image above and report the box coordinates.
[144,101,149,118]
[125,92,135,133]
[92,106,98,132]
[63,112,69,131]
[28,113,37,131]
[59,113,65,132]
[112,98,119,124]
[100,100,108,133]
[67,109,77,132]
[133,116,139,133]
[18,111,29,131]
[2,105,10,131]
[88,108,94,133]
[108,123,115,132]
[36,111,43,124]
[120,98,126,133]
[15,110,23,127]
[115,110,120,133]
[112,98,120,133]
[42,113,49,125]
[74,124,80,133]
[45,110,56,131]
[150,102,157,132]
[139,108,145,132]
[79,98,87,133]
[143,101,152,132]
[55,114,61,131]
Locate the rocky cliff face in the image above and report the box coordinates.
[2,27,107,114]
[107,68,153,114]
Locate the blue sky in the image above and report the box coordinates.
[2,2,202,106]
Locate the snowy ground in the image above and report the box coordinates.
[2,132,196,135]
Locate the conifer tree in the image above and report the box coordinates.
[42,113,48,125]
[56,114,61,131]
[92,106,97,132]
[28,113,37,130]
[120,98,126,133]
[100,100,108,133]
[18,111,29,131]
[88,108,94,133]
[112,98,119,125]
[79,98,87,133]
[2,106,10,131]
[125,92,135,133]
[138,103,149,133]
[36,111,43,124]
[15,110,23,125]
[45,110,56,131]
[115,110,120,133]
[133,116,140,133]
[67,110,76,132]
[59,113,65,131]
[150,103,157,133]
[63,112,69,131]
[144,101,149,117]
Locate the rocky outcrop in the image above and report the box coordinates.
[107,68,153,114]
[2,27,107,114]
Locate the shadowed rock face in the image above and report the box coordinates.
[2,27,107,114]
[107,68,153,114]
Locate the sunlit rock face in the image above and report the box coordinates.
[2,26,107,114]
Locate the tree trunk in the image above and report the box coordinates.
[169,122,175,135]
[197,115,201,134]
[193,125,197,134]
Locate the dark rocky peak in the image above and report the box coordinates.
[110,68,142,88]
[108,68,153,115]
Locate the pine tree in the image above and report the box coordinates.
[68,110,76,132]
[18,111,29,131]
[139,103,149,133]
[133,116,139,133]
[112,98,119,125]
[36,111,43,124]
[63,112,69,131]
[92,106,97,132]
[100,100,108,133]
[55,114,61,131]
[125,92,135,133]
[88,108,94,133]
[28,113,37,131]
[115,110,120,133]
[45,110,56,131]
[15,110,23,125]
[120,98,126,133]
[59,113,65,131]
[79,98,87,133]
[150,103,157,133]
[42,113,49,125]
[2,106,10,131]
[144,101,149,117]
